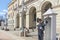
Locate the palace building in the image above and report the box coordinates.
[8,0,60,39]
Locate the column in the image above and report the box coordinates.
[26,10,29,29]
[19,12,22,36]
[14,12,17,30]
[51,15,56,40]
[44,17,51,40]
[19,13,22,29]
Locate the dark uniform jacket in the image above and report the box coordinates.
[37,21,48,35]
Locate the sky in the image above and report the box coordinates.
[0,0,11,20]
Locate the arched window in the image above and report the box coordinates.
[41,1,52,19]
[41,1,52,13]
[33,13,36,21]
[33,8,36,21]
[29,7,36,29]
[29,7,36,21]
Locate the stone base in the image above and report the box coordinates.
[5,29,9,31]
[20,32,24,36]
[29,27,36,29]
[20,30,29,37]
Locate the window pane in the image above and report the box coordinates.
[33,13,36,21]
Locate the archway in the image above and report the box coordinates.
[29,7,36,29]
[41,1,52,19]
[41,1,52,40]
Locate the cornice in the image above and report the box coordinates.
[8,0,16,7]
[24,0,38,5]
[52,5,60,9]
[13,0,38,10]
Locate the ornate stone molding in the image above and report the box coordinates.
[24,0,38,5]
[8,0,16,7]
[52,5,60,9]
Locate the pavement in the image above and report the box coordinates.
[0,30,25,40]
[7,29,38,40]
[0,27,38,40]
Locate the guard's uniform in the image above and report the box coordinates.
[37,21,48,40]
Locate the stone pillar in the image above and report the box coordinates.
[1,22,4,29]
[19,12,23,36]
[44,17,51,40]
[51,15,56,40]
[26,10,29,29]
[19,11,27,36]
[14,14,16,29]
[19,13,22,29]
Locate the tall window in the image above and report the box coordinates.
[41,1,52,13]
[33,8,36,21]
[34,13,36,21]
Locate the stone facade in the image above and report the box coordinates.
[8,0,16,30]
[8,0,60,38]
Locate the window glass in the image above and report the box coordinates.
[34,13,36,21]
